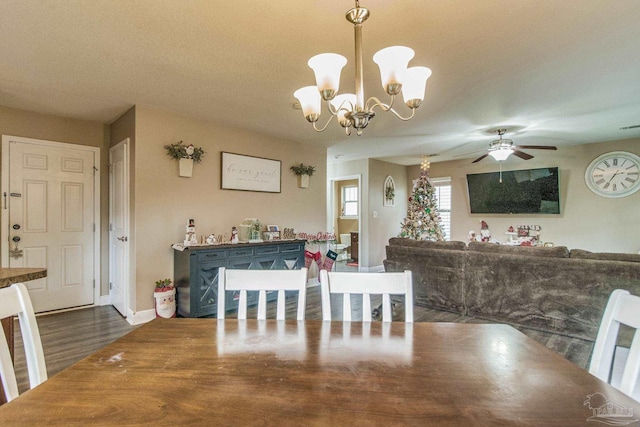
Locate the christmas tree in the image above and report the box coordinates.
[399,169,446,241]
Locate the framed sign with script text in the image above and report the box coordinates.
[221,152,281,193]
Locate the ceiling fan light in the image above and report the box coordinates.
[373,46,414,95]
[308,53,347,100]
[402,66,432,106]
[489,149,513,161]
[330,93,357,125]
[294,86,322,122]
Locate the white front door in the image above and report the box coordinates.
[109,139,129,317]
[2,136,98,312]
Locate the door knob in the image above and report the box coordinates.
[12,236,20,243]
[117,236,128,242]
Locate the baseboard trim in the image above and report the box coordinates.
[361,265,385,272]
[127,308,156,325]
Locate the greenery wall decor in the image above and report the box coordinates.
[164,140,205,162]
[290,163,316,176]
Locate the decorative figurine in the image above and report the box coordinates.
[231,227,239,244]
[184,219,197,246]
[480,220,491,242]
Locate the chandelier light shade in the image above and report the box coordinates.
[293,86,322,123]
[294,0,432,136]
[308,53,347,100]
[488,149,514,161]
[402,67,432,108]
[372,46,414,95]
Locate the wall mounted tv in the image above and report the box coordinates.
[466,167,560,214]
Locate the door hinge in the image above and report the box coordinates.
[109,282,113,290]
[109,223,113,232]
[93,223,96,232]
[93,279,96,288]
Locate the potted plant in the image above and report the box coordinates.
[290,163,316,188]
[164,141,205,177]
[155,278,174,292]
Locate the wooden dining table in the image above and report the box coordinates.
[0,318,638,426]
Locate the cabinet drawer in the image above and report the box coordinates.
[197,250,227,262]
[228,247,254,258]
[256,245,279,255]
[280,243,304,253]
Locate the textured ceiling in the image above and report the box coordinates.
[1,0,639,165]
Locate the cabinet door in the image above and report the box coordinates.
[194,261,225,317]
[278,242,304,269]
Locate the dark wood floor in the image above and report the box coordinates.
[13,284,594,393]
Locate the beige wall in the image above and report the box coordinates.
[408,138,640,253]
[133,106,326,312]
[368,159,408,268]
[0,105,110,288]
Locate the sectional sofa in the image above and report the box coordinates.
[384,238,640,342]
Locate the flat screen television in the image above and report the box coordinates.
[466,167,560,214]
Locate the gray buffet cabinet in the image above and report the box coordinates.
[173,240,306,317]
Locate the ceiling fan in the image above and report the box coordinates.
[470,129,557,163]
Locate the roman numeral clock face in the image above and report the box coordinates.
[585,151,640,198]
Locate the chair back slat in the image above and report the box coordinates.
[589,289,640,399]
[217,268,308,320]
[320,270,413,322]
[0,283,47,402]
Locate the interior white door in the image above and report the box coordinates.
[6,140,96,312]
[109,139,129,317]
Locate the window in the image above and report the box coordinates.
[341,185,358,218]
[432,177,452,240]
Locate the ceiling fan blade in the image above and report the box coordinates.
[471,153,489,163]
[453,149,485,157]
[515,145,558,150]
[512,150,534,160]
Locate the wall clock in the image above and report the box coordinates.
[585,151,640,198]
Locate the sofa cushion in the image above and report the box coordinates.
[467,242,570,258]
[388,237,467,251]
[385,238,466,314]
[570,249,640,263]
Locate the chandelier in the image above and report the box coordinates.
[294,1,432,136]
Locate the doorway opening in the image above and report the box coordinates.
[328,175,361,272]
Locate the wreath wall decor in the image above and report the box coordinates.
[384,175,395,207]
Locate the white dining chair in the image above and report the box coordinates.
[0,283,47,402]
[319,270,413,322]
[589,289,640,400]
[217,267,308,320]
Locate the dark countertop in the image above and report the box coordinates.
[172,239,308,252]
[0,268,47,288]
